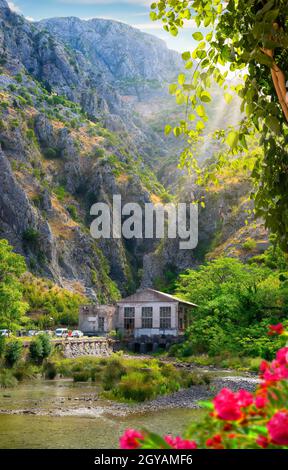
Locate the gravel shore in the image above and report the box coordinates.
[0,373,260,418]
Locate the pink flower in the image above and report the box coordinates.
[165,435,197,449]
[119,429,144,449]
[263,361,288,383]
[255,396,268,409]
[267,411,288,445]
[276,347,288,366]
[213,388,242,421]
[259,360,269,373]
[206,434,223,449]
[256,435,269,448]
[235,390,253,408]
[268,323,284,336]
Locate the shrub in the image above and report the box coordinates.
[243,238,257,251]
[15,73,23,83]
[67,205,78,221]
[102,359,126,391]
[92,147,105,158]
[23,228,40,244]
[5,341,23,368]
[72,371,90,382]
[0,369,18,388]
[29,334,52,364]
[13,362,37,382]
[43,147,60,159]
[43,362,57,380]
[118,372,156,402]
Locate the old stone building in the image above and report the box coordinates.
[79,289,197,342]
[79,305,116,336]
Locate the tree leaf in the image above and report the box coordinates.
[192,31,204,41]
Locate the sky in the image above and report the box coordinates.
[7,0,197,52]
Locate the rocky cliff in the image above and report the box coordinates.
[0,0,268,299]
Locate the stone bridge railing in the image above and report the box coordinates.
[55,338,118,359]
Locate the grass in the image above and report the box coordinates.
[52,354,211,403]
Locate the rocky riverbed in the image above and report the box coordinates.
[0,373,260,418]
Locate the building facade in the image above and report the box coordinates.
[79,289,197,340]
[79,305,116,336]
[116,289,197,338]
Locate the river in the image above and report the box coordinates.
[0,379,205,449]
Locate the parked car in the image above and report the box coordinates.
[27,330,38,337]
[55,328,68,338]
[71,330,84,338]
[35,331,45,336]
[0,329,10,337]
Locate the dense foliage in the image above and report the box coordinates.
[0,239,28,330]
[0,239,87,330]
[29,334,52,364]
[22,274,87,328]
[120,326,288,449]
[151,0,288,250]
[172,255,288,360]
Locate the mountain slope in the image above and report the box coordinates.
[0,0,269,300]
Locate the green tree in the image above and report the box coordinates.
[0,239,28,330]
[29,334,52,364]
[151,0,288,249]
[175,257,288,358]
[5,340,23,368]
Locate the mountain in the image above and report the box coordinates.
[0,0,268,300]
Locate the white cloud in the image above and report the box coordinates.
[26,16,35,22]
[8,2,21,13]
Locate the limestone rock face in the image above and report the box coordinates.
[0,0,268,298]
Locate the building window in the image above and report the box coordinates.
[98,317,105,332]
[142,307,153,329]
[124,307,135,332]
[160,306,172,329]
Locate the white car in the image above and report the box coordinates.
[27,330,38,337]
[0,330,10,337]
[55,328,68,338]
[71,330,84,338]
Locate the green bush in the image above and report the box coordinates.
[118,372,156,402]
[67,205,78,221]
[43,147,61,159]
[29,334,52,364]
[92,147,105,158]
[5,341,23,368]
[72,371,90,382]
[0,369,18,388]
[43,362,57,380]
[13,362,37,382]
[23,228,40,244]
[102,359,126,391]
[242,238,257,251]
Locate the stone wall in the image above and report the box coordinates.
[62,338,116,358]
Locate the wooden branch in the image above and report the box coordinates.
[261,47,288,123]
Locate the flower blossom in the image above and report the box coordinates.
[267,411,288,445]
[120,429,144,449]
